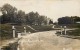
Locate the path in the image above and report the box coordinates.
[18,30,80,50]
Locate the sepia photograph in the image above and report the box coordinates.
[0,0,80,50]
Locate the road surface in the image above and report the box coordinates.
[18,30,80,50]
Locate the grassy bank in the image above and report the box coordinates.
[67,28,80,36]
[0,24,53,40]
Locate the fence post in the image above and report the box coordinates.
[18,33,21,38]
[24,27,26,34]
[60,26,63,35]
[12,26,16,38]
[64,26,67,35]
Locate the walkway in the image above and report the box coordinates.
[18,30,80,50]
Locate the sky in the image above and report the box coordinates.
[0,0,80,22]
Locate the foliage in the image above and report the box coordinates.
[0,4,53,40]
[0,24,12,40]
[67,28,80,36]
[0,24,53,40]
[0,4,53,25]
[32,25,53,31]
[1,4,17,23]
[58,16,80,25]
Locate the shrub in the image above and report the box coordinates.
[0,24,13,40]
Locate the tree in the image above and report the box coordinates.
[17,10,25,24]
[58,16,80,25]
[1,4,17,23]
[71,16,80,23]
[38,16,48,25]
[0,4,52,25]
[1,4,17,15]
[25,12,40,25]
[49,19,53,24]
[58,16,73,25]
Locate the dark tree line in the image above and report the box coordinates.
[0,4,53,25]
[58,16,80,25]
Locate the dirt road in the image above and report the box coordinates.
[18,31,80,50]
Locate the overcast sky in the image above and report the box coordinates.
[0,0,80,22]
